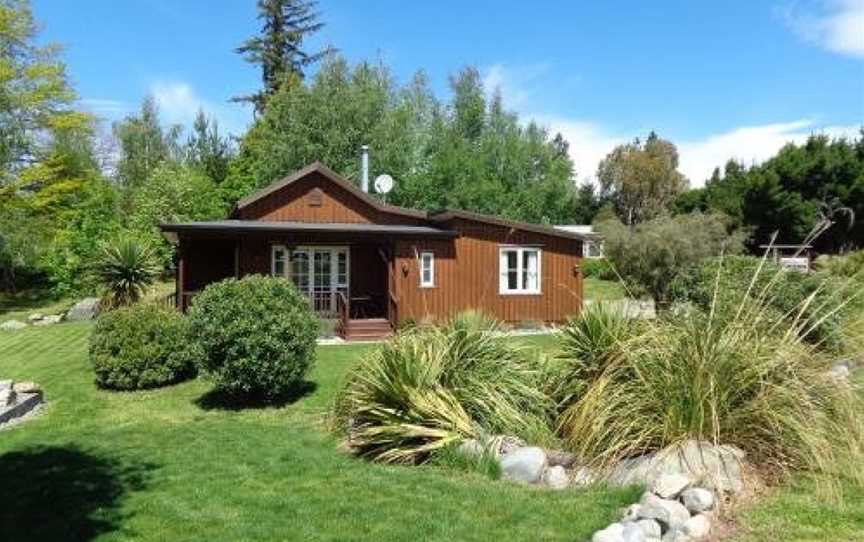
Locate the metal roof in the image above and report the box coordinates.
[159,220,458,239]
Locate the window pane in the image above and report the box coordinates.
[524,250,538,291]
[274,260,284,276]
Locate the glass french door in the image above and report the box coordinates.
[282,246,348,316]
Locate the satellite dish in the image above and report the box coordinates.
[374,174,394,194]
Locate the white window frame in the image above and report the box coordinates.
[271,245,288,277]
[420,251,435,288]
[499,246,541,295]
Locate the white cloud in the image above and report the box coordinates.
[781,0,864,58]
[535,116,861,187]
[150,81,252,136]
[80,98,134,117]
[483,63,861,188]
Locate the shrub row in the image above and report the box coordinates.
[90,275,318,395]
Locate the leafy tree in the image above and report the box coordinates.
[129,162,227,266]
[226,57,580,224]
[0,0,75,177]
[597,132,689,226]
[597,212,745,306]
[185,109,234,185]
[112,96,181,195]
[234,0,334,111]
[689,133,864,253]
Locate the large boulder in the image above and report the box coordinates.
[65,297,102,321]
[545,448,578,468]
[0,320,26,331]
[650,473,691,499]
[541,465,569,490]
[638,493,690,532]
[681,488,714,514]
[605,440,746,494]
[500,446,547,484]
[0,388,16,406]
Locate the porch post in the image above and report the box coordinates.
[177,240,186,311]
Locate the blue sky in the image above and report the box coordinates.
[35,0,864,185]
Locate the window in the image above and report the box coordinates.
[272,245,287,277]
[584,240,605,259]
[420,251,434,287]
[499,247,540,294]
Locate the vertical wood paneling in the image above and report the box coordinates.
[394,217,582,325]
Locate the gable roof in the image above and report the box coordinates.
[429,209,588,241]
[229,162,589,242]
[232,162,427,220]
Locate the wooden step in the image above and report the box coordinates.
[342,318,393,341]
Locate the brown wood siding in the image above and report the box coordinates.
[182,239,237,292]
[236,171,425,226]
[394,218,583,324]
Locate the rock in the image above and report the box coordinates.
[571,465,598,486]
[33,314,62,326]
[681,488,714,513]
[495,434,526,456]
[0,389,16,406]
[593,522,625,542]
[0,380,12,391]
[500,446,547,484]
[828,363,851,380]
[13,381,40,394]
[650,473,691,499]
[605,440,746,494]
[680,514,711,539]
[635,519,662,539]
[0,320,26,331]
[541,465,569,490]
[638,493,691,532]
[27,313,44,323]
[661,530,692,542]
[65,297,101,321]
[621,503,642,522]
[622,522,648,542]
[545,448,578,468]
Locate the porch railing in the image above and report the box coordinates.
[335,291,349,338]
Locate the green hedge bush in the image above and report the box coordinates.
[581,258,616,280]
[188,275,318,397]
[670,255,856,352]
[89,304,197,390]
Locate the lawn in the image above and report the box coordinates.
[0,322,637,542]
[583,277,626,301]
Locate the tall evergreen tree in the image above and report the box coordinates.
[234,0,334,111]
[111,96,181,194]
[186,109,233,184]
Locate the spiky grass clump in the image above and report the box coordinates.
[552,303,641,409]
[332,311,554,464]
[558,266,864,492]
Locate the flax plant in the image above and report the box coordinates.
[332,311,553,464]
[558,253,864,493]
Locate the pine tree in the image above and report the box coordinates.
[234,0,334,112]
[186,110,233,184]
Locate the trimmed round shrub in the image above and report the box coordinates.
[89,304,197,390]
[188,275,318,397]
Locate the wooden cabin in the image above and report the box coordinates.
[160,162,586,340]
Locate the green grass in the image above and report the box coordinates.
[583,278,626,302]
[0,323,637,542]
[731,367,864,541]
[0,289,77,322]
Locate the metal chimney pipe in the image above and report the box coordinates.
[361,145,370,193]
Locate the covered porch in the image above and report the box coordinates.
[161,220,457,339]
